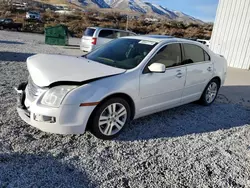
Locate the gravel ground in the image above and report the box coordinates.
[1,31,250,188]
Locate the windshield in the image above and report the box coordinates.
[85,38,157,69]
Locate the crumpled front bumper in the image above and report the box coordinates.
[15,83,95,135]
[15,83,34,128]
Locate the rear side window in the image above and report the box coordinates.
[84,28,96,36]
[98,29,115,39]
[183,44,209,64]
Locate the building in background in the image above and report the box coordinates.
[210,0,250,70]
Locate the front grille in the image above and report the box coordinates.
[26,77,47,101]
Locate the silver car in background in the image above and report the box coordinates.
[80,27,136,52]
[26,11,41,20]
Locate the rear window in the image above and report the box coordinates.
[84,28,96,37]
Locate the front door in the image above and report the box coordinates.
[138,43,186,116]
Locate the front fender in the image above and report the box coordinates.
[62,71,140,107]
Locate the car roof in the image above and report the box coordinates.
[124,35,203,45]
[87,27,134,33]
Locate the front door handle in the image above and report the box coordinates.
[207,67,212,72]
[176,72,183,78]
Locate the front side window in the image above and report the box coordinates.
[98,30,115,39]
[148,43,182,68]
[85,38,157,69]
[183,43,208,64]
[129,32,136,36]
[114,31,130,38]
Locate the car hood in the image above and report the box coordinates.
[27,54,126,87]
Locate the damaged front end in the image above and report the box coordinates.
[15,82,28,110]
[15,78,49,123]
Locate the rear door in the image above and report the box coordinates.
[181,43,213,103]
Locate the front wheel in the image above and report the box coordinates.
[90,98,131,140]
[199,79,220,106]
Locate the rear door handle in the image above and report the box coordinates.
[176,72,183,78]
[207,67,212,72]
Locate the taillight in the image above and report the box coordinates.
[91,38,97,45]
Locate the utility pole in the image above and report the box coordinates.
[126,15,129,31]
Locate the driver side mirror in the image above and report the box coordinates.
[148,63,166,73]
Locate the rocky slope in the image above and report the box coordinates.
[71,0,204,24]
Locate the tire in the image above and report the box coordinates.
[199,79,220,106]
[90,98,131,140]
[0,26,3,30]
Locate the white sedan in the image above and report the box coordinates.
[16,35,227,140]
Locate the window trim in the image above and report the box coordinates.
[204,50,211,61]
[142,43,183,74]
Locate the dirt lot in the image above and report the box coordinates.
[0,31,250,188]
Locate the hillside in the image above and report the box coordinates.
[37,0,204,24]
[0,0,212,39]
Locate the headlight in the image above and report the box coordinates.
[41,85,77,107]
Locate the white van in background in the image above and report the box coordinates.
[80,27,136,52]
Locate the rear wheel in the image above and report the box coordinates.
[90,98,131,140]
[199,79,220,106]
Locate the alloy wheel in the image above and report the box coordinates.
[98,103,127,136]
[205,82,218,103]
